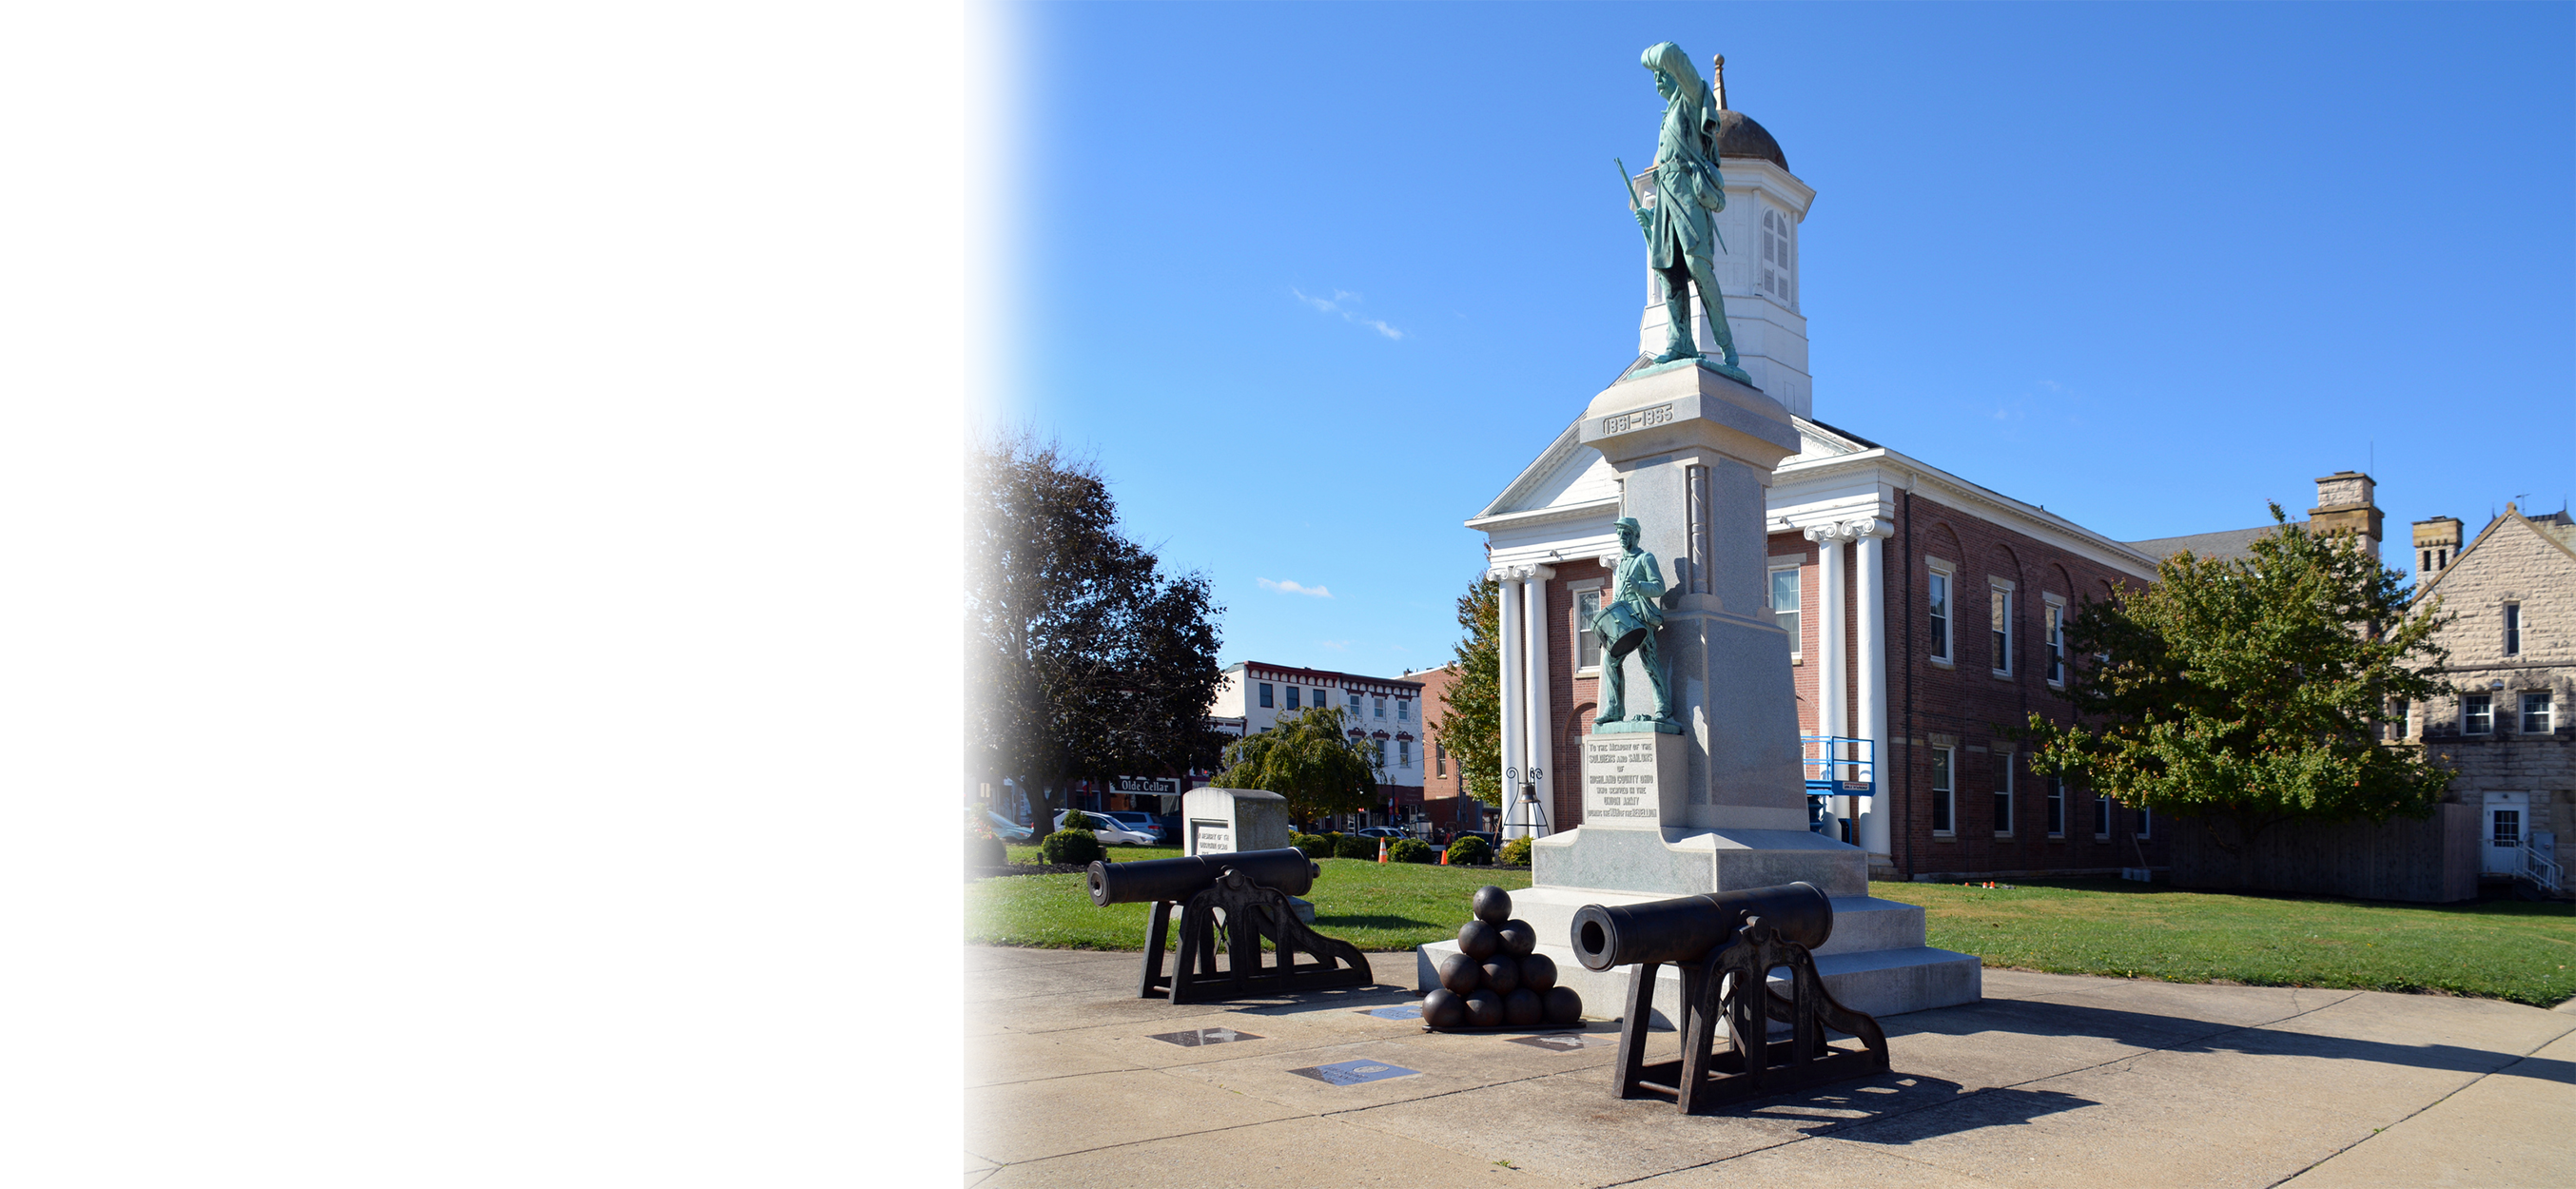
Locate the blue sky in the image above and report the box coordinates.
[989,2,2574,679]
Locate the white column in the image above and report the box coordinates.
[1518,565,1556,838]
[1803,526,1847,744]
[1852,519,1895,858]
[1493,569,1524,837]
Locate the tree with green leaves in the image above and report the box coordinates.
[968,436,1226,835]
[1211,706,1380,828]
[1434,576,1504,809]
[2018,507,2452,884]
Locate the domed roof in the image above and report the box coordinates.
[1714,109,1787,172]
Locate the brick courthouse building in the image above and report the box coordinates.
[1470,68,2174,881]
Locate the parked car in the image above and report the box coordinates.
[1103,811,1165,843]
[1353,827,1407,840]
[983,809,1035,844]
[1054,809,1156,847]
[1450,830,1499,849]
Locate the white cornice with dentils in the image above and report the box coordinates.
[1468,413,2158,580]
[1774,447,2157,578]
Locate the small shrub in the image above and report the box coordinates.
[1445,835,1493,867]
[1497,836,1534,867]
[1291,832,1333,859]
[1039,828,1103,867]
[1388,838,1435,865]
[1336,833,1380,860]
[966,831,1005,868]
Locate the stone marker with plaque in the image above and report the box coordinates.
[1182,787,1311,923]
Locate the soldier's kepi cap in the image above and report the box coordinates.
[1614,517,1640,534]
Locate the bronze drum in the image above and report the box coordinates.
[1591,600,1650,656]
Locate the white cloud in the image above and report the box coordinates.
[1290,286,1405,341]
[1258,576,1333,598]
[1318,638,1353,652]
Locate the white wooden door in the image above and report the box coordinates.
[2483,791,2528,876]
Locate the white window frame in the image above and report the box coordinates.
[1994,754,2015,838]
[1348,692,1362,719]
[1375,697,1386,720]
[1931,746,1956,836]
[2524,691,2553,734]
[1397,698,1411,724]
[2043,594,2067,688]
[2137,805,2152,841]
[1990,579,2016,678]
[2464,692,2493,735]
[1926,558,1956,667]
[2045,775,2064,838]
[1398,739,1412,767]
[2092,789,2111,839]
[1769,560,1805,661]
[1571,578,1607,673]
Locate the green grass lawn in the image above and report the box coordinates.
[970,853,2576,1007]
[968,849,1529,952]
[1872,878,2576,1008]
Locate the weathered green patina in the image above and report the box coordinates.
[1591,517,1680,731]
[1631,42,1749,384]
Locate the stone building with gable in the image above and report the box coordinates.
[1472,59,2173,881]
[2400,503,2576,892]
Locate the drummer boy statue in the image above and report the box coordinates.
[1591,517,1677,729]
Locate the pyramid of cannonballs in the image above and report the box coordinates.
[1424,885,1583,1030]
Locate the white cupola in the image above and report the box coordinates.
[1634,53,1818,419]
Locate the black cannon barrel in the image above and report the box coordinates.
[1569,882,1833,971]
[1086,848,1318,906]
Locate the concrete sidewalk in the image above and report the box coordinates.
[966,946,2576,1188]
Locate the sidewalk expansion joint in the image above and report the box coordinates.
[2258,1011,2576,1189]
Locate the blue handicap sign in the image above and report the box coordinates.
[1361,1004,1423,1021]
[1288,1059,1421,1086]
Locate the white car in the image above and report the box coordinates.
[1054,809,1155,847]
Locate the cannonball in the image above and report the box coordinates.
[1437,953,1481,996]
[1422,987,1466,1030]
[1472,885,1513,925]
[1519,951,1557,992]
[1503,986,1543,1027]
[1464,988,1504,1028]
[1457,919,1501,961]
[1479,954,1520,997]
[1497,919,1536,957]
[1542,985,1583,1026]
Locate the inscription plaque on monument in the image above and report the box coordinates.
[1583,731,1688,829]
[1190,820,1233,855]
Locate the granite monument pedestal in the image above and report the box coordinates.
[1420,361,1978,1019]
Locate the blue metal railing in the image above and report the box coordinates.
[1800,735,1874,837]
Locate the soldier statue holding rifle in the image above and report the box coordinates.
[1622,41,1748,382]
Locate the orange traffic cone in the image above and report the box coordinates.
[1439,848,1449,866]
[1377,836,1389,863]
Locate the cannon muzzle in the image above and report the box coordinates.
[1569,882,1833,971]
[1086,848,1318,906]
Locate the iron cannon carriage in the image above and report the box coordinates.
[1087,848,1372,1004]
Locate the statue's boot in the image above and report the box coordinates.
[1650,269,1698,365]
[1686,256,1743,369]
